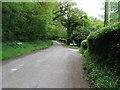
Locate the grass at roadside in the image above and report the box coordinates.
[82,51,120,88]
[83,57,119,88]
[57,40,80,49]
[1,40,52,60]
[64,45,80,49]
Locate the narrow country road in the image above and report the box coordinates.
[2,41,89,88]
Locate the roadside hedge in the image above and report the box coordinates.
[85,22,120,74]
[80,39,87,54]
[87,23,120,58]
[81,22,120,88]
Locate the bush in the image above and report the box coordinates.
[87,22,120,73]
[87,23,119,57]
[81,22,120,88]
[80,39,87,54]
[58,38,67,43]
[72,29,89,46]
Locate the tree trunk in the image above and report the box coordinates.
[104,0,109,27]
[67,28,71,45]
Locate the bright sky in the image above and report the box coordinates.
[72,0,105,19]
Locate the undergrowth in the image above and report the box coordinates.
[83,56,120,88]
[82,50,120,88]
[81,23,120,88]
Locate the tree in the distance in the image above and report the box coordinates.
[54,2,89,45]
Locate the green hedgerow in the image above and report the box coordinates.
[82,22,120,88]
[80,39,87,54]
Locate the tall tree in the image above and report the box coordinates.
[53,2,89,45]
[53,2,76,44]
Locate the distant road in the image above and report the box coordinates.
[2,41,89,88]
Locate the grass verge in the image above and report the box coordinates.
[82,51,120,88]
[57,40,80,49]
[1,40,52,60]
[64,44,80,49]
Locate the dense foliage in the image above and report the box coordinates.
[88,16,104,32]
[80,39,87,54]
[80,23,120,88]
[72,27,89,46]
[87,23,120,70]
[2,2,61,59]
[83,56,119,88]
[2,2,57,42]
[53,2,90,45]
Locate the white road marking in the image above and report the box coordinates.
[11,68,18,72]
[11,64,24,72]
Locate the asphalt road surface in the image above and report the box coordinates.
[2,41,89,88]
